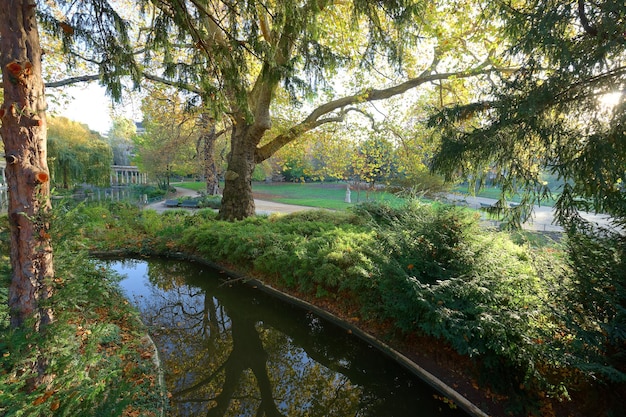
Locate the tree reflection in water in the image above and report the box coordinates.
[112,259,468,417]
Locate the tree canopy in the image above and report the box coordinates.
[38,0,141,97]
[138,0,506,219]
[430,0,626,232]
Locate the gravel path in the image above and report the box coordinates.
[444,193,618,232]
[145,186,619,233]
[144,187,313,215]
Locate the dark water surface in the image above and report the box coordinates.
[109,258,469,417]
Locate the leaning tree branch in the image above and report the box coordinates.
[255,61,513,162]
[254,110,348,163]
[577,0,598,36]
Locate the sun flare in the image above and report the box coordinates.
[599,91,623,109]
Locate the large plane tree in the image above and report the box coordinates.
[143,0,507,220]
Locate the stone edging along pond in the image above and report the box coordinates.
[97,250,489,417]
[244,277,490,417]
[141,333,167,417]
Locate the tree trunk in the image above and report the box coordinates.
[0,0,55,331]
[199,112,220,196]
[219,125,256,220]
[62,165,69,189]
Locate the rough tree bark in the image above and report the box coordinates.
[199,112,220,196]
[0,0,55,331]
[219,122,258,220]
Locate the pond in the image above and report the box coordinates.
[109,258,471,417]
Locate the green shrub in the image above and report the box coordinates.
[0,249,162,417]
[181,211,377,297]
[198,195,222,209]
[51,196,623,411]
[132,184,167,199]
[560,231,626,384]
[352,200,573,400]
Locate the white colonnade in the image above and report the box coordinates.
[110,165,147,186]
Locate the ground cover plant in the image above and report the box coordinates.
[0,212,165,417]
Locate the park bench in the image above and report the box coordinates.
[180,200,199,209]
[164,199,180,207]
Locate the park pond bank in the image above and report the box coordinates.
[108,257,477,417]
[5,196,622,416]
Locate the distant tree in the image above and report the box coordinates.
[107,117,137,166]
[47,117,112,189]
[382,97,449,195]
[135,86,199,189]
[353,135,398,188]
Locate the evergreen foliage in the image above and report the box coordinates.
[140,0,423,115]
[38,1,141,98]
[429,0,626,231]
[563,231,626,383]
[427,2,626,404]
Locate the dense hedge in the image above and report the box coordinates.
[17,199,624,415]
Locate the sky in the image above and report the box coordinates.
[51,84,141,135]
[51,84,112,134]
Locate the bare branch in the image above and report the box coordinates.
[44,74,101,88]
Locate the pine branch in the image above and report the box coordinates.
[142,72,202,94]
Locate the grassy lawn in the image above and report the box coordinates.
[176,181,406,210]
[177,180,560,210]
[452,184,559,207]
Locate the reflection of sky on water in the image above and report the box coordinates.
[105,259,469,417]
[110,260,153,304]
